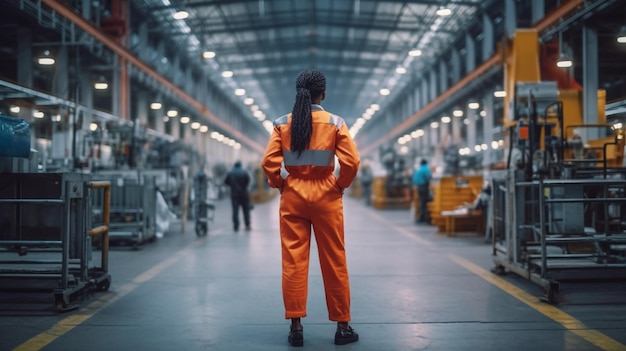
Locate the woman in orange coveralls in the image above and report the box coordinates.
[261,69,360,347]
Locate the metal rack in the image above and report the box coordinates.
[493,170,626,302]
[0,173,111,311]
[193,172,215,237]
[92,173,157,248]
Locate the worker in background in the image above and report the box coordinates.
[224,160,252,231]
[468,182,492,242]
[261,69,360,347]
[359,161,373,206]
[413,158,432,224]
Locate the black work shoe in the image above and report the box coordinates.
[288,326,303,347]
[334,325,359,345]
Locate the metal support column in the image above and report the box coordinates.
[429,68,437,101]
[467,106,477,155]
[531,0,545,24]
[440,61,448,93]
[451,48,461,83]
[583,25,600,139]
[504,0,517,39]
[421,79,429,107]
[53,46,69,100]
[482,93,495,167]
[482,14,495,61]
[465,34,476,74]
[452,113,462,145]
[440,118,450,146]
[17,28,33,88]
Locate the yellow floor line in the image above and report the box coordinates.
[379,211,626,351]
[12,237,206,351]
[450,254,626,351]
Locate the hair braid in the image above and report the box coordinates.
[291,69,326,156]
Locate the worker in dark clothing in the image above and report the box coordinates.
[224,161,252,231]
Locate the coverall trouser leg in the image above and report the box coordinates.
[279,176,351,322]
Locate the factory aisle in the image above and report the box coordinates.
[1,194,626,351]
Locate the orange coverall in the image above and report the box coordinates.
[261,105,360,322]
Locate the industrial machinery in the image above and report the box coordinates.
[0,173,112,311]
[371,145,413,209]
[91,172,158,248]
[491,30,626,302]
[192,171,215,237]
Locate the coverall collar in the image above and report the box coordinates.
[311,104,324,111]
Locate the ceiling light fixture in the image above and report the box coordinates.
[395,67,407,74]
[556,29,573,68]
[94,76,108,90]
[379,88,390,96]
[453,109,464,117]
[38,50,55,65]
[493,90,506,98]
[244,98,254,105]
[33,111,44,118]
[150,102,162,110]
[202,51,216,59]
[167,109,178,117]
[430,121,439,129]
[408,49,422,57]
[235,89,246,96]
[10,106,20,114]
[370,104,380,111]
[222,71,234,78]
[173,10,189,20]
[441,116,451,123]
[468,102,480,109]
[199,125,209,133]
[180,116,190,124]
[556,52,573,68]
[436,6,452,16]
[191,122,201,130]
[90,122,98,131]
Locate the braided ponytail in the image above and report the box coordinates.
[291,69,326,156]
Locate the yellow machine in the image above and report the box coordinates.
[423,176,484,233]
[249,164,278,203]
[501,30,623,172]
[492,29,626,303]
[370,147,412,209]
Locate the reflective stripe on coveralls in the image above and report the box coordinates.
[261,105,360,322]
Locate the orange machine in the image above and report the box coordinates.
[502,29,623,172]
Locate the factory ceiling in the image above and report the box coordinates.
[131,0,489,134]
[0,0,625,153]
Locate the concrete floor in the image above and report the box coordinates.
[1,194,626,351]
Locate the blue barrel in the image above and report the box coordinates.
[0,113,31,158]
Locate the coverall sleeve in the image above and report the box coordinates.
[335,123,360,189]
[261,127,285,190]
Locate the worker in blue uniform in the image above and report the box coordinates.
[413,158,432,224]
